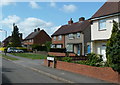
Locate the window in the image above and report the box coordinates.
[58,35,62,40]
[68,34,74,39]
[76,33,80,38]
[53,36,56,41]
[56,45,62,48]
[99,19,106,30]
[51,44,55,48]
[66,44,73,52]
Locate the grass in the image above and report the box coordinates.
[10,53,47,59]
[1,54,19,60]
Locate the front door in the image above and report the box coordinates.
[101,45,107,62]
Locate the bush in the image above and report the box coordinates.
[106,21,120,73]
[74,53,103,66]
[31,44,47,51]
[61,57,72,62]
[45,41,52,52]
[50,48,66,53]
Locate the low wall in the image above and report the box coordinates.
[48,52,76,57]
[44,59,120,83]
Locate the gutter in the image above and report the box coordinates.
[90,12,120,21]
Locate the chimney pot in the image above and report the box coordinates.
[79,17,85,22]
[38,28,40,31]
[68,18,73,25]
[34,29,37,32]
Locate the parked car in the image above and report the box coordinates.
[7,47,24,53]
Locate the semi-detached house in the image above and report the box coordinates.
[90,2,120,62]
[51,17,91,56]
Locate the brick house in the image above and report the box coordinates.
[90,2,120,61]
[2,33,23,47]
[2,36,12,47]
[51,17,91,56]
[23,28,51,48]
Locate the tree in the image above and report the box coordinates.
[106,20,120,73]
[45,41,52,52]
[10,23,21,47]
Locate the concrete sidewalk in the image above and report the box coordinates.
[2,53,116,84]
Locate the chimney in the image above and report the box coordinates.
[34,29,37,32]
[79,17,85,22]
[68,18,73,25]
[37,28,40,31]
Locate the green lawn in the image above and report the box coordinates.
[11,53,47,59]
[1,54,19,60]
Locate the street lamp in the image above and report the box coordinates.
[0,29,7,39]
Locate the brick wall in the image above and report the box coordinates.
[44,59,120,83]
[52,35,65,48]
[48,52,76,57]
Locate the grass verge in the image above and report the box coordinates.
[10,53,47,59]
[1,54,19,60]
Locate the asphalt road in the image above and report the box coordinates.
[2,58,62,84]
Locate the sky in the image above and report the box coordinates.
[0,0,107,41]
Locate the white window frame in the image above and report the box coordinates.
[66,44,73,52]
[76,33,80,38]
[58,35,62,40]
[68,34,74,39]
[53,36,56,41]
[99,19,106,30]
[56,45,62,48]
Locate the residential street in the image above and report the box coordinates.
[1,53,117,85]
[2,58,62,83]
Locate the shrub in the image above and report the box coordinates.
[61,57,72,62]
[45,41,52,52]
[106,21,120,73]
[50,48,66,53]
[74,53,103,66]
[31,44,47,51]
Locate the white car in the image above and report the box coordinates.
[7,47,24,53]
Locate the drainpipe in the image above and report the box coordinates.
[82,33,84,55]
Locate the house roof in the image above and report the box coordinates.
[2,36,11,42]
[24,31,40,40]
[52,20,90,36]
[91,2,120,19]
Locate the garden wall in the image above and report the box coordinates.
[44,59,120,83]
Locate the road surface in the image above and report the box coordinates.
[2,58,62,84]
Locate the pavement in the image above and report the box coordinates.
[1,53,118,84]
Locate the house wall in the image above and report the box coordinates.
[34,30,51,45]
[52,35,65,48]
[83,25,91,54]
[65,33,84,55]
[91,40,107,54]
[91,16,119,41]
[23,39,34,45]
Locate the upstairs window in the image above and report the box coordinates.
[58,35,62,40]
[76,33,80,38]
[53,36,56,41]
[68,34,74,39]
[99,19,106,30]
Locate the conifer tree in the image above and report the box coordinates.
[10,23,21,47]
[106,20,120,73]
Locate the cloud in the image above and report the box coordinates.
[0,0,15,6]
[1,15,60,38]
[1,15,21,29]
[50,2,56,7]
[29,1,40,9]
[61,4,77,13]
